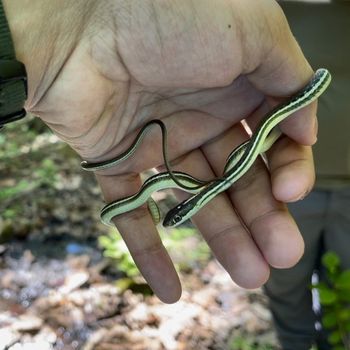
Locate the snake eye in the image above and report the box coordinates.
[174,215,182,224]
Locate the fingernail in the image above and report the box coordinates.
[296,188,312,201]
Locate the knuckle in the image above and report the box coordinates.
[206,223,244,247]
[248,207,286,232]
[131,241,165,259]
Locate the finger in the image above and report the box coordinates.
[165,129,270,289]
[95,172,181,303]
[201,124,304,269]
[244,4,317,145]
[246,102,316,203]
[227,159,305,269]
[89,113,233,303]
[268,137,315,203]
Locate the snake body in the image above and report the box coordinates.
[81,69,331,227]
[163,68,331,226]
[82,122,255,226]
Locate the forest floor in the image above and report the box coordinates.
[0,120,280,350]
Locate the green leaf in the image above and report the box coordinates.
[318,288,338,305]
[0,179,32,201]
[322,312,337,328]
[104,250,120,259]
[328,330,342,345]
[322,251,340,273]
[314,281,329,291]
[115,277,134,292]
[3,208,19,219]
[337,290,350,302]
[98,235,113,248]
[338,309,350,321]
[333,346,347,350]
[335,270,350,290]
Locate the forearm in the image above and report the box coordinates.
[2,0,95,110]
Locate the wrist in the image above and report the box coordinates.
[2,0,94,111]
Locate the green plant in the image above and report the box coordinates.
[98,227,211,281]
[312,251,350,350]
[161,227,210,271]
[0,159,58,209]
[34,158,59,187]
[229,334,276,350]
[0,179,32,202]
[0,121,38,159]
[1,119,59,205]
[98,230,140,278]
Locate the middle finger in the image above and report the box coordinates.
[201,123,305,269]
[167,126,270,288]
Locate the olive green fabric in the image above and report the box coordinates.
[280,0,350,188]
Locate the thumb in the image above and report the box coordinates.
[244,2,317,145]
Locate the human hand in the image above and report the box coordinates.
[5,0,317,302]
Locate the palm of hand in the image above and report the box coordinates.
[26,0,316,302]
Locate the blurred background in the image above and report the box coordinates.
[1,0,350,349]
[0,117,280,350]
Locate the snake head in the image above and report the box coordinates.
[163,203,190,227]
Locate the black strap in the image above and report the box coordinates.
[0,1,15,59]
[0,0,27,127]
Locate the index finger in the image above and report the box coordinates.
[95,172,182,304]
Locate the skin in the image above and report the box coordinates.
[4,0,317,303]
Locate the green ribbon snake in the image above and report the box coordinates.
[81,68,331,227]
